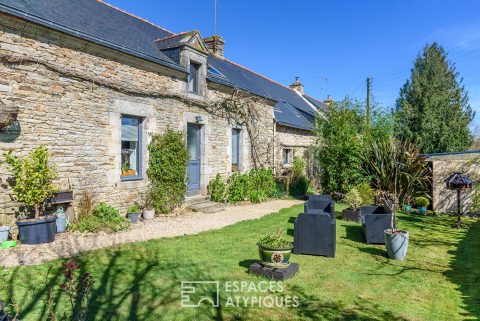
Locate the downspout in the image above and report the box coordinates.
[273,119,277,175]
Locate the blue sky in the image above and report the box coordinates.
[107,0,480,127]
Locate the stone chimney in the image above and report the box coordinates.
[323,95,334,106]
[289,77,304,95]
[204,35,225,58]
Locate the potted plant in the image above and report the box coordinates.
[383,158,409,261]
[257,229,293,268]
[342,188,362,222]
[415,197,429,214]
[141,190,155,220]
[121,161,137,177]
[127,204,141,223]
[3,146,58,245]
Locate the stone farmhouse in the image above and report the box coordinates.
[0,0,327,217]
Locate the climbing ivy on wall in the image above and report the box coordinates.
[147,129,189,214]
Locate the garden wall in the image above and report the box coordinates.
[427,152,480,213]
[0,14,274,222]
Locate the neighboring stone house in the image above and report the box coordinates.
[0,0,326,219]
[425,151,480,213]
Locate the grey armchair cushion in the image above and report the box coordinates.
[304,195,334,219]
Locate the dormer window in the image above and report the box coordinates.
[189,62,201,94]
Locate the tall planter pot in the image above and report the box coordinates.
[0,226,10,243]
[384,229,409,261]
[143,208,155,221]
[17,216,57,245]
[257,242,293,268]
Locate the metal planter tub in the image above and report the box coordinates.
[16,216,57,245]
[257,242,293,268]
[384,229,409,261]
[0,226,10,243]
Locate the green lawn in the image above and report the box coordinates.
[1,204,479,321]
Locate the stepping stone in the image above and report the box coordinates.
[249,262,299,280]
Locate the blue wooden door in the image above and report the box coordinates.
[187,123,201,194]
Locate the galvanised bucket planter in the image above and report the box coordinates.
[0,226,10,243]
[257,242,293,268]
[384,229,409,261]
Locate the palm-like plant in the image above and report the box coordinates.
[366,138,430,205]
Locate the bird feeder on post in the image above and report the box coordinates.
[445,172,473,228]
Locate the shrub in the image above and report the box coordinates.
[355,182,374,205]
[292,156,306,178]
[127,204,141,213]
[3,146,57,219]
[227,172,250,203]
[72,203,129,233]
[248,168,276,198]
[258,229,291,248]
[290,175,309,197]
[248,190,266,204]
[415,197,430,208]
[208,174,226,202]
[344,188,362,210]
[315,99,366,194]
[147,129,189,214]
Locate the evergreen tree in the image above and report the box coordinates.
[396,43,474,153]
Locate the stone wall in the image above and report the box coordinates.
[428,152,480,213]
[0,14,274,221]
[275,124,315,174]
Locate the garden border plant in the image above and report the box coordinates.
[3,145,58,244]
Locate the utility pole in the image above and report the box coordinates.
[366,77,372,128]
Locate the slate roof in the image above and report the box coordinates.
[0,0,327,131]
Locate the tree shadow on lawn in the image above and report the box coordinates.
[6,249,228,321]
[342,225,364,243]
[444,219,480,320]
[289,284,410,321]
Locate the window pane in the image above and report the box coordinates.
[121,115,140,177]
[232,129,239,166]
[187,125,199,160]
[283,149,290,164]
[189,62,199,93]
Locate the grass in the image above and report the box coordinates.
[1,203,479,321]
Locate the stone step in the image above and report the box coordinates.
[185,195,210,206]
[188,201,225,214]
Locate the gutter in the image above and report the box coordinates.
[0,3,188,74]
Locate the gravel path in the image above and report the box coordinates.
[0,199,302,268]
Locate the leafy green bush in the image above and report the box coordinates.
[207,174,226,202]
[415,197,430,208]
[147,129,189,214]
[355,182,374,205]
[315,99,366,194]
[3,146,57,219]
[290,176,309,197]
[344,188,362,210]
[72,203,129,233]
[208,168,277,203]
[127,204,141,213]
[227,173,250,203]
[292,156,306,178]
[258,229,291,248]
[248,168,276,199]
